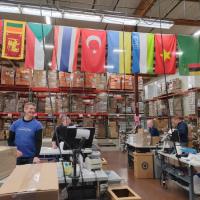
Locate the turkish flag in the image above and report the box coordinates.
[81,29,106,73]
[155,34,176,74]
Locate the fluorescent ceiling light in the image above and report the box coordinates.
[104,65,114,69]
[113,49,125,53]
[0,4,174,29]
[175,51,183,56]
[40,44,54,49]
[45,16,51,24]
[0,5,20,14]
[42,9,62,18]
[22,7,40,16]
[22,7,62,18]
[193,30,200,37]
[64,12,101,22]
[102,16,138,26]
[137,19,174,29]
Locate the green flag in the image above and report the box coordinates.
[147,33,155,74]
[178,35,200,76]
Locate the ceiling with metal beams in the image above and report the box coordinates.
[1,0,200,34]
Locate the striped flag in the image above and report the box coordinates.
[25,22,54,70]
[107,31,131,74]
[2,20,26,60]
[132,32,154,74]
[52,26,80,72]
[0,20,3,44]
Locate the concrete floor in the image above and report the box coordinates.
[102,151,190,200]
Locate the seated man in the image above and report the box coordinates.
[147,119,160,137]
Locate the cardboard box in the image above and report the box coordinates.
[108,185,141,200]
[134,152,153,179]
[121,75,134,90]
[108,121,118,138]
[71,71,84,88]
[58,72,70,87]
[95,121,106,138]
[48,71,58,88]
[85,73,96,88]
[151,136,160,146]
[109,75,121,90]
[0,163,59,200]
[1,66,15,85]
[3,92,17,112]
[15,68,32,86]
[0,146,16,180]
[96,74,107,89]
[32,70,47,87]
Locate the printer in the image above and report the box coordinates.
[85,151,102,171]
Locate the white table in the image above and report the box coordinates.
[40,147,92,157]
[158,151,200,200]
[57,165,108,184]
[127,141,162,167]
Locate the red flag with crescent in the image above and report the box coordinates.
[81,29,106,73]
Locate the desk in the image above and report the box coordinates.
[127,142,161,167]
[39,147,92,161]
[158,151,200,200]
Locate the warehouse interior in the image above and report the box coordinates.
[0,0,200,200]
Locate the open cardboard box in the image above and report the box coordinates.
[108,185,142,200]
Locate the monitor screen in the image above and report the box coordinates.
[58,127,95,150]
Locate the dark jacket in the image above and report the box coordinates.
[149,127,160,137]
[176,121,188,143]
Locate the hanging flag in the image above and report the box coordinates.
[132,32,154,74]
[25,22,54,70]
[107,31,131,74]
[155,34,176,74]
[178,35,200,76]
[81,29,106,73]
[0,20,3,44]
[52,26,80,72]
[2,20,25,60]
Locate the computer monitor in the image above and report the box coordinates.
[59,127,95,150]
[171,129,180,143]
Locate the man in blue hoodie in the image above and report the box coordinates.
[8,102,43,165]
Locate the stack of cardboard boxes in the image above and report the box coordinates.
[15,68,32,86]
[71,71,84,88]
[58,72,71,87]
[95,119,107,138]
[32,70,47,87]
[108,74,121,90]
[121,75,134,90]
[95,93,107,112]
[1,66,15,85]
[45,96,56,114]
[3,92,17,112]
[96,74,107,89]
[71,95,85,112]
[85,73,96,88]
[108,121,118,138]
[47,71,58,88]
